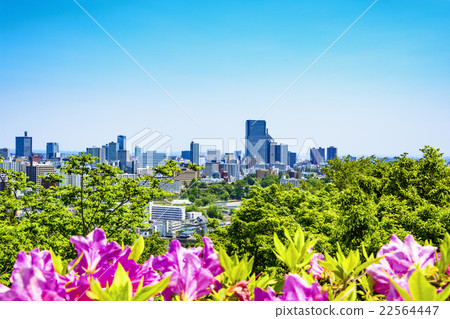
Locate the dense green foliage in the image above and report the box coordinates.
[0,154,176,284]
[208,146,450,274]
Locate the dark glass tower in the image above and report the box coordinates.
[46,142,59,159]
[117,135,126,151]
[245,120,271,164]
[15,131,32,158]
[190,142,199,165]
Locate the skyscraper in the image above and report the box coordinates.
[190,141,199,165]
[118,149,130,172]
[181,150,191,160]
[134,146,142,158]
[288,151,297,168]
[86,147,106,164]
[117,135,126,151]
[139,151,166,168]
[46,142,59,159]
[15,131,32,158]
[310,147,325,165]
[0,148,10,159]
[245,120,271,165]
[326,146,338,161]
[108,142,118,162]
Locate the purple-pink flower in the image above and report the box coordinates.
[0,249,66,301]
[152,237,223,301]
[254,273,328,301]
[309,253,324,279]
[367,234,437,298]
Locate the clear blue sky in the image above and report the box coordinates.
[1,0,449,157]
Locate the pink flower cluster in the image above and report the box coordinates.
[0,229,222,301]
[366,234,437,301]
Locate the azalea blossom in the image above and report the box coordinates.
[0,249,66,301]
[367,234,437,298]
[152,237,223,301]
[308,253,324,279]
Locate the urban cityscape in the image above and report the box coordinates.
[1,119,341,240]
[1,0,449,308]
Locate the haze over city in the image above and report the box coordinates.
[1,0,449,156]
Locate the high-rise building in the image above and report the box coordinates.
[134,146,142,158]
[139,151,167,168]
[86,147,106,163]
[190,142,199,165]
[117,135,126,151]
[0,148,10,159]
[46,142,59,159]
[245,120,271,165]
[15,131,32,158]
[326,146,338,161]
[181,150,191,160]
[118,149,130,172]
[108,142,118,162]
[26,163,55,186]
[206,149,221,163]
[310,147,325,165]
[269,142,288,164]
[288,151,297,168]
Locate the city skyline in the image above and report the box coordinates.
[1,1,449,157]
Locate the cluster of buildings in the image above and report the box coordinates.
[1,121,341,191]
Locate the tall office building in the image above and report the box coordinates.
[181,150,191,160]
[86,147,106,164]
[134,146,142,158]
[326,146,338,161]
[245,120,271,165]
[310,147,325,165]
[288,151,297,168]
[26,163,55,186]
[15,131,32,158]
[118,149,130,172]
[269,142,288,164]
[46,142,59,159]
[117,135,126,151]
[0,148,10,159]
[190,141,199,165]
[108,142,118,162]
[139,151,166,168]
[206,149,221,162]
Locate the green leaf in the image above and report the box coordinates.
[437,281,450,301]
[109,263,133,301]
[354,256,383,276]
[89,279,113,301]
[218,248,232,274]
[335,282,357,301]
[285,243,298,271]
[408,270,436,301]
[273,232,286,259]
[49,248,64,275]
[132,276,171,301]
[129,236,145,262]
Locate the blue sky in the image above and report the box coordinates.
[1,0,449,157]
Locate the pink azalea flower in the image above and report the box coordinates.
[367,234,437,297]
[69,228,122,275]
[308,253,324,279]
[152,237,223,301]
[0,267,65,301]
